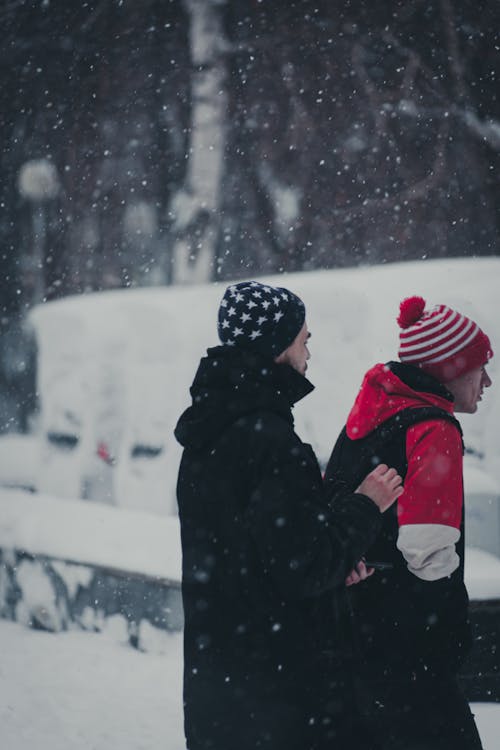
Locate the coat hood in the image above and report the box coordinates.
[175,345,314,450]
[346,361,455,440]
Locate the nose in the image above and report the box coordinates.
[483,368,492,388]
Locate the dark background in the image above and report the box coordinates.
[1,0,499,430]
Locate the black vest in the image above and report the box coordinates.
[325,406,470,677]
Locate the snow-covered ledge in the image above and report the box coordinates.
[0,490,183,650]
[0,489,182,582]
[1,488,500,684]
[2,488,500,602]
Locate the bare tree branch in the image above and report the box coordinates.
[332,118,449,222]
[440,0,469,104]
[459,110,500,150]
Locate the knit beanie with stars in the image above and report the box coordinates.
[217,280,306,358]
[397,295,493,383]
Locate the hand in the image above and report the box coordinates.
[345,559,374,587]
[356,463,403,513]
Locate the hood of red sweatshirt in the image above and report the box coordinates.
[346,362,455,440]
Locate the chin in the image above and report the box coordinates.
[455,404,476,414]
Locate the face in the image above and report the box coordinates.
[446,364,492,414]
[274,322,311,376]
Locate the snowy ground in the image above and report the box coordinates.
[0,619,184,750]
[0,618,498,750]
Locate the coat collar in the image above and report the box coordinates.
[175,346,314,449]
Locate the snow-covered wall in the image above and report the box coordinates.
[0,489,183,649]
[0,489,181,581]
[0,486,499,684]
[27,258,500,518]
[1,487,500,601]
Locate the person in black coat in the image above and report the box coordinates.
[325,296,493,750]
[174,280,403,750]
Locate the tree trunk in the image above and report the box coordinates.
[170,0,228,284]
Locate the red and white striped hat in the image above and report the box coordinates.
[397,296,493,383]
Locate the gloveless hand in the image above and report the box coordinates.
[356,463,403,513]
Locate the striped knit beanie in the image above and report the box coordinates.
[397,296,493,383]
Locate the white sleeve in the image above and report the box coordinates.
[397,523,460,581]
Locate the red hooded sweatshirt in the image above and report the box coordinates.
[346,363,463,581]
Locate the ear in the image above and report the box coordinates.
[274,348,289,365]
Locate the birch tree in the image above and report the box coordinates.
[169,0,228,284]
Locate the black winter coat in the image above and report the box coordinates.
[174,346,383,750]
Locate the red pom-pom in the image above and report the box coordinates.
[397,296,426,329]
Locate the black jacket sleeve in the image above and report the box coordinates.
[245,421,382,600]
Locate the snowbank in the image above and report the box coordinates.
[25,257,499,517]
[0,488,181,583]
[464,547,500,601]
[1,487,499,601]
[0,433,39,491]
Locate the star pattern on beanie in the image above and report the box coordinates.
[217,281,305,358]
[219,283,290,346]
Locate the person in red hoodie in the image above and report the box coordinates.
[325,295,493,750]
